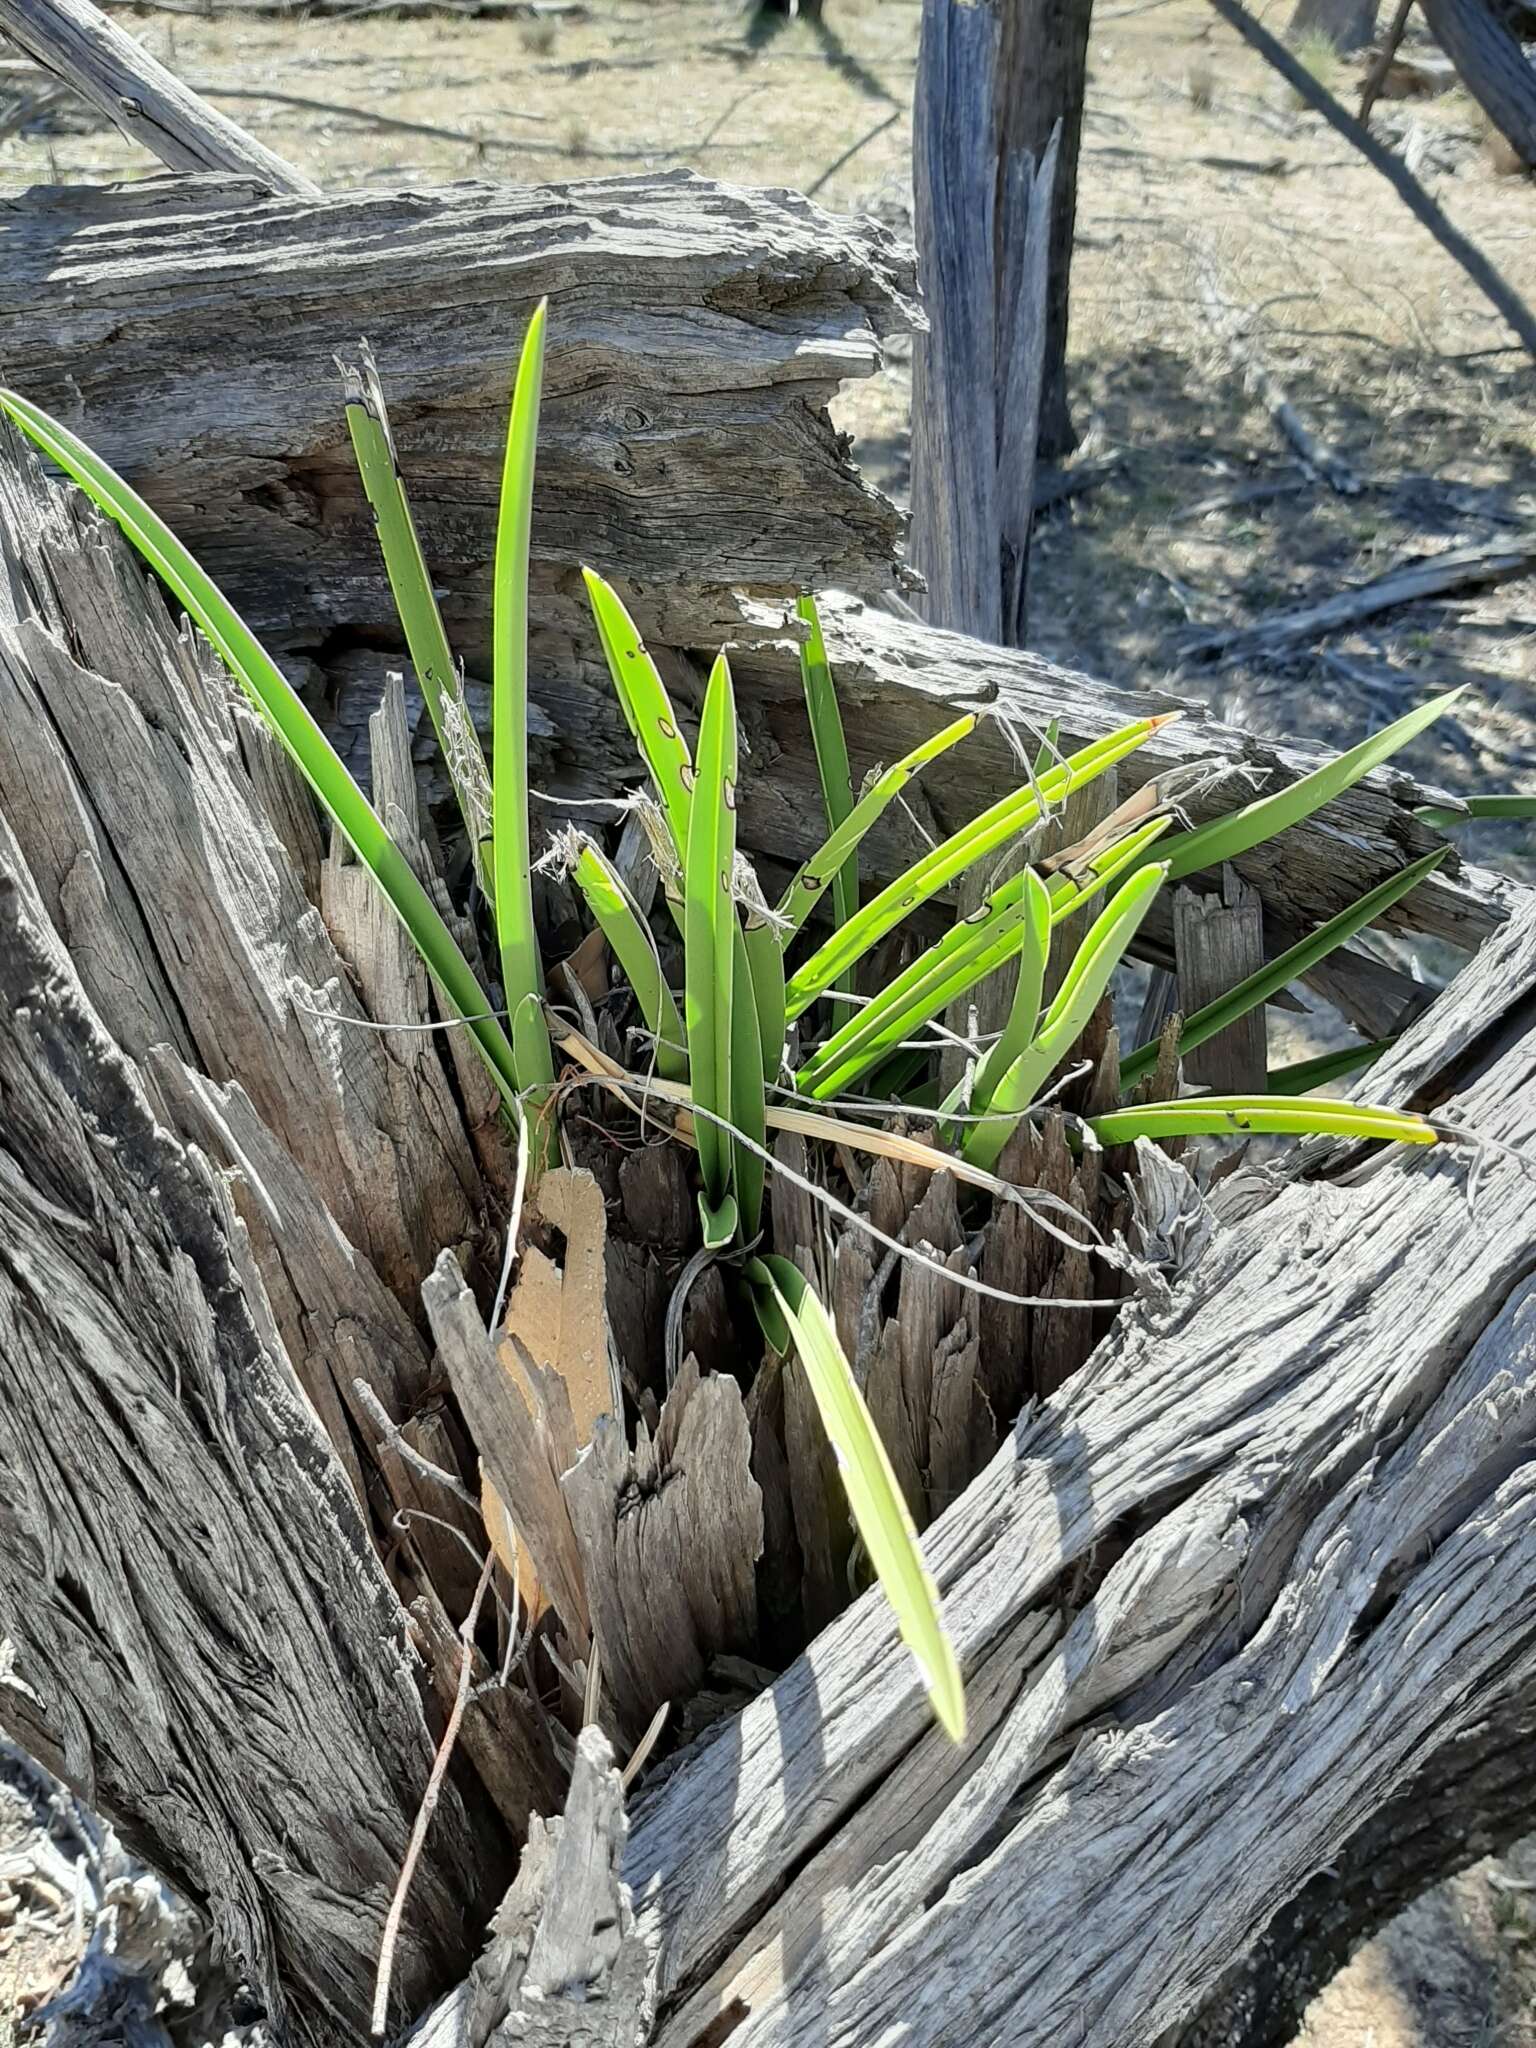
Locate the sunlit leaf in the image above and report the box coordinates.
[684,652,738,1210]
[1119,846,1448,1089]
[758,1254,965,1744]
[492,301,557,1120]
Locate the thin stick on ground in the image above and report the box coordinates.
[371,1550,495,2037]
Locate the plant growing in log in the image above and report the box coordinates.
[0,310,1459,1748]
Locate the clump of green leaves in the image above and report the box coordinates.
[0,307,1457,1749]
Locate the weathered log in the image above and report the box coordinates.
[0,169,914,664]
[728,595,1517,960]
[615,889,1536,2047]
[388,888,1536,2048]
[6,191,1536,2048]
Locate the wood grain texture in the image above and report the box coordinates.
[620,892,1536,2046]
[0,432,484,1315]
[1173,864,1266,1093]
[0,170,914,664]
[0,835,499,2047]
[1420,0,1536,168]
[562,1356,763,1747]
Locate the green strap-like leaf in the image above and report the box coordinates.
[1119,846,1449,1090]
[776,713,977,936]
[1266,1037,1397,1094]
[758,1254,966,1744]
[583,567,695,862]
[492,303,556,1117]
[1151,691,1462,884]
[730,925,767,1242]
[742,912,787,1078]
[571,842,687,1081]
[1087,1096,1437,1146]
[684,652,739,1211]
[968,868,1053,1115]
[785,715,1168,1017]
[798,815,1172,1102]
[0,386,523,1117]
[342,350,495,906]
[797,593,859,958]
[961,862,1168,1171]
[1415,793,1536,828]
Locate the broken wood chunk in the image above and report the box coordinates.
[561,1357,762,1745]
[1173,863,1267,1095]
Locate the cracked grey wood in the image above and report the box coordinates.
[561,1356,763,1748]
[0,430,484,1316]
[728,594,1519,961]
[623,892,1536,2046]
[418,1733,649,2048]
[0,838,500,2048]
[1173,864,1266,1093]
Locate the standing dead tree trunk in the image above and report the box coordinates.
[1288,0,1380,53]
[5,384,1536,2043]
[995,0,1096,460]
[909,0,1063,641]
[1420,0,1536,167]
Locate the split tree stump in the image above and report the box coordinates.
[2,162,1535,2048]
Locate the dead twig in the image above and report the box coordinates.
[1195,259,1362,495]
[1190,533,1536,659]
[371,1550,495,2037]
[1359,0,1419,127]
[0,0,320,193]
[806,106,902,197]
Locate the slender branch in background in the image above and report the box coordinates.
[1205,0,1536,359]
[0,0,320,192]
[1194,257,1363,495]
[372,1551,495,2037]
[806,105,902,197]
[1358,0,1418,127]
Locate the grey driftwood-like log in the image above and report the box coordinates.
[604,889,1536,2048]
[6,191,1536,2046]
[728,594,1517,962]
[395,885,1536,2048]
[0,0,320,193]
[0,169,914,664]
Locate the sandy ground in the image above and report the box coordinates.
[3,0,1536,2040]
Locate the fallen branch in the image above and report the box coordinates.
[0,0,320,192]
[1206,0,1536,359]
[1195,261,1363,495]
[1187,532,1536,658]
